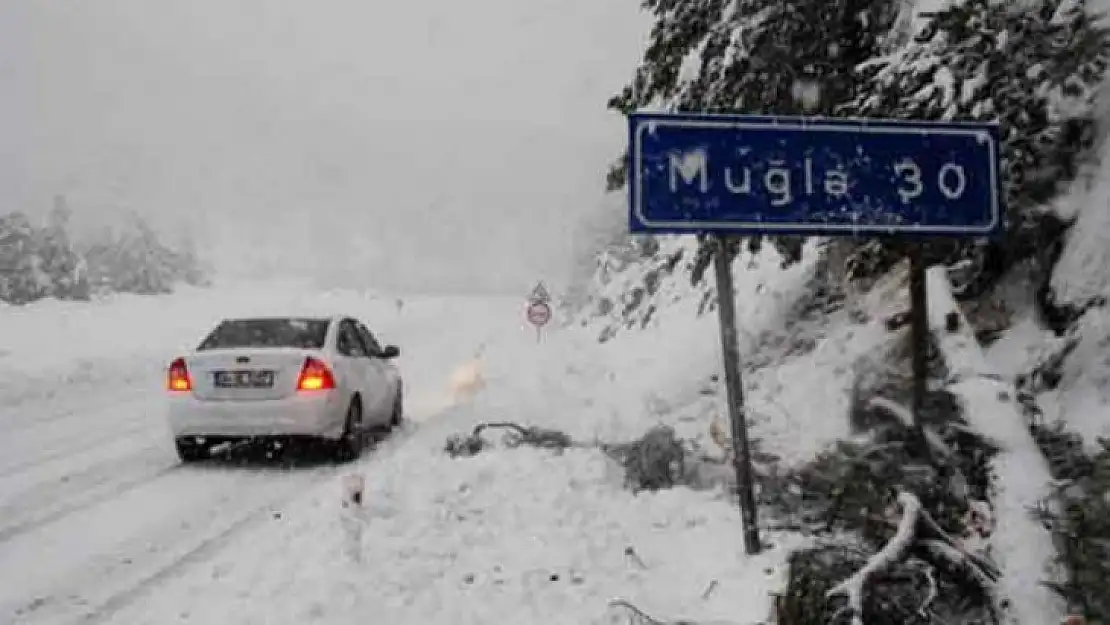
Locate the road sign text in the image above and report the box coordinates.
[630,113,1002,237]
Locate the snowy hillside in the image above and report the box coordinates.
[582,0,1110,620]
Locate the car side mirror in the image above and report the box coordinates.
[380,345,400,359]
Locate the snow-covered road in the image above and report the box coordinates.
[0,284,523,625]
[0,267,837,625]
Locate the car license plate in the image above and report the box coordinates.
[213,370,274,388]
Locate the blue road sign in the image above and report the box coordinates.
[628,112,1002,237]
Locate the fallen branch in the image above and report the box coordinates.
[610,600,669,625]
[444,421,578,457]
[607,599,739,625]
[863,497,1001,589]
[916,506,1000,582]
[472,421,528,437]
[827,491,922,625]
[445,423,696,493]
[474,421,576,450]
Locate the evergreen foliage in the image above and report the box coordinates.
[605,0,1110,295]
[0,200,207,305]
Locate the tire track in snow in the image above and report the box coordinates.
[2,465,336,625]
[0,408,156,479]
[0,459,179,545]
[0,388,155,435]
[3,424,421,625]
[80,424,424,625]
[75,475,332,625]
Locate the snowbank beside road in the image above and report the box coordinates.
[926,267,1065,625]
[102,424,805,625]
[87,246,929,625]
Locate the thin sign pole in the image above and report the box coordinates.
[711,236,761,555]
[527,299,550,344]
[908,243,929,456]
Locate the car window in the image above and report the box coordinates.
[356,322,383,356]
[197,318,330,350]
[336,320,370,357]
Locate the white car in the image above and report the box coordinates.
[166,315,403,462]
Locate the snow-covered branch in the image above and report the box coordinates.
[827,491,922,625]
[865,396,956,461]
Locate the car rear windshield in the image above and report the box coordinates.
[197,318,330,351]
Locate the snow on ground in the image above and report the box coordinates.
[0,245,868,625]
[98,412,804,625]
[108,250,938,625]
[578,240,909,467]
[926,267,1065,625]
[997,157,1110,449]
[1040,307,1110,445]
[0,283,520,625]
[1026,22,1110,447]
[982,295,1110,453]
[0,250,984,625]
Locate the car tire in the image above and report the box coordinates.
[389,387,404,428]
[334,398,364,462]
[175,437,208,463]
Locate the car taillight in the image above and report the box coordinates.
[168,357,192,392]
[297,357,335,391]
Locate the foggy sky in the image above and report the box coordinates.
[1,1,647,294]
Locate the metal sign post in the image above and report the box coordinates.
[908,244,930,457]
[628,112,1001,555]
[711,236,761,555]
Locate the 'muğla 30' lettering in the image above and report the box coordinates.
[667,150,970,206]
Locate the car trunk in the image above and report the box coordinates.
[186,348,316,401]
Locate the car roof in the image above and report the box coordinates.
[217,315,349,323]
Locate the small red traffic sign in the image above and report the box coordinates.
[526,301,552,327]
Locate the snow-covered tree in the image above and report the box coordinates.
[0,207,88,305]
[83,220,167,295]
[608,0,898,117]
[605,0,903,283]
[602,0,1109,299]
[841,0,1110,291]
[33,196,89,301]
[0,212,51,304]
[80,215,209,296]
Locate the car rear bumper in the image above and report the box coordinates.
[167,390,347,440]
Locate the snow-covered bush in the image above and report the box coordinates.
[1018,346,1110,621]
[767,362,1002,624]
[1035,437,1110,622]
[577,236,700,342]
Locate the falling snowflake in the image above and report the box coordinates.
[792,79,822,113]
